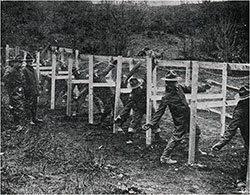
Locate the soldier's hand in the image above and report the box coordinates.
[211,142,223,151]
[142,124,152,131]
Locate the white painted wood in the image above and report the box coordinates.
[146,56,152,145]
[88,55,94,124]
[50,51,56,109]
[66,57,73,116]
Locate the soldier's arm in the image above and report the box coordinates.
[180,84,208,93]
[96,62,115,79]
[149,96,168,128]
[125,61,143,84]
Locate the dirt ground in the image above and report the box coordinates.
[1,69,249,194]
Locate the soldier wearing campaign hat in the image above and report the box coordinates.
[144,70,210,164]
[2,54,26,131]
[212,85,249,190]
[22,52,43,124]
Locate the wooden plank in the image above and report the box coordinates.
[151,93,223,100]
[188,61,199,164]
[50,52,56,109]
[146,56,152,145]
[37,66,52,70]
[120,88,131,93]
[60,48,64,63]
[93,82,116,87]
[55,75,69,80]
[75,49,79,68]
[72,80,89,84]
[197,100,237,108]
[152,66,157,110]
[113,56,122,133]
[208,80,239,92]
[197,61,224,70]
[157,60,189,68]
[6,44,9,66]
[88,55,94,124]
[185,61,191,86]
[66,57,73,116]
[206,108,232,119]
[228,63,250,71]
[221,63,227,136]
[247,140,250,193]
[64,47,73,53]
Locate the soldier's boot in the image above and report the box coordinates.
[195,137,207,156]
[160,137,178,164]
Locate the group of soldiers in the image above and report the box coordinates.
[3,47,249,190]
[3,52,43,131]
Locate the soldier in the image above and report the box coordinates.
[144,70,210,164]
[115,54,160,144]
[2,55,25,131]
[22,53,43,124]
[212,85,249,190]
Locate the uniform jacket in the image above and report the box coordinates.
[2,66,25,96]
[149,84,206,128]
[22,65,40,97]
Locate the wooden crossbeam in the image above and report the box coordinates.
[206,108,232,119]
[208,80,239,92]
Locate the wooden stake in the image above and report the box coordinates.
[88,55,94,124]
[220,63,227,136]
[113,56,122,133]
[146,56,152,145]
[75,49,79,69]
[153,66,157,110]
[36,52,40,104]
[185,61,191,86]
[188,61,199,164]
[66,57,73,116]
[14,46,19,56]
[50,51,56,109]
[6,44,9,66]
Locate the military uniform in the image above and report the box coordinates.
[22,54,42,123]
[2,63,25,127]
[212,86,249,184]
[145,70,209,163]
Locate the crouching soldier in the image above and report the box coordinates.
[144,70,210,164]
[115,77,162,144]
[212,85,249,190]
[2,55,26,131]
[22,53,43,124]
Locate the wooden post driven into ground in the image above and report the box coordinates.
[6,44,9,66]
[185,61,191,86]
[88,55,94,124]
[152,66,157,110]
[146,56,152,145]
[220,63,227,136]
[247,139,250,193]
[188,61,199,164]
[75,49,79,69]
[66,57,73,116]
[36,52,40,103]
[113,56,122,133]
[50,50,57,109]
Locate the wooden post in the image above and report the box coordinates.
[185,61,191,86]
[61,48,64,63]
[23,51,27,66]
[113,56,122,133]
[247,139,250,193]
[220,63,227,136]
[152,66,157,110]
[14,46,19,56]
[36,52,40,81]
[88,55,94,124]
[146,56,152,145]
[50,51,56,109]
[75,49,79,69]
[66,56,73,116]
[6,44,9,66]
[188,61,199,164]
